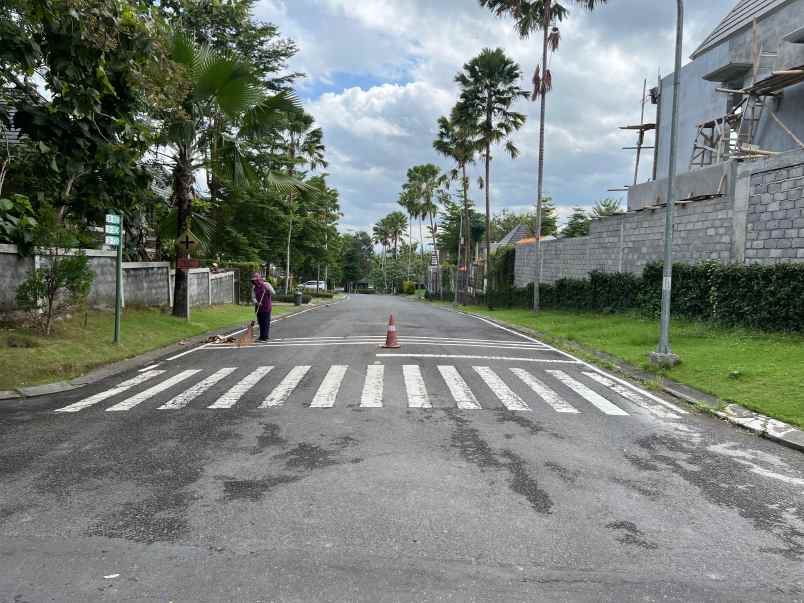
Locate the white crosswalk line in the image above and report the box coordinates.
[159,368,237,410]
[403,365,430,408]
[360,365,384,408]
[473,366,530,411]
[259,366,311,408]
[546,370,629,416]
[310,365,348,408]
[54,371,166,413]
[208,366,273,409]
[510,368,579,413]
[106,370,201,412]
[438,366,482,410]
[582,372,680,419]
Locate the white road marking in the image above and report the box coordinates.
[138,364,160,372]
[546,370,629,416]
[510,368,579,413]
[54,371,166,413]
[438,366,482,410]
[376,353,580,364]
[310,365,348,408]
[403,365,430,408]
[360,365,384,408]
[259,366,311,408]
[474,366,530,411]
[203,341,549,351]
[583,372,680,419]
[466,313,687,415]
[158,368,237,410]
[709,443,804,488]
[208,366,273,409]
[106,370,201,412]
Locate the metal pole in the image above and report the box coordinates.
[113,212,123,343]
[455,208,463,305]
[653,0,684,366]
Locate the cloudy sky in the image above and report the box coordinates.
[255,0,735,233]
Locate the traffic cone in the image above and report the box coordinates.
[382,314,401,349]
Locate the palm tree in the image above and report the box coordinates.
[279,112,328,293]
[162,32,303,316]
[384,211,408,258]
[433,107,480,296]
[479,0,608,311]
[397,188,420,277]
[372,218,391,291]
[454,48,527,293]
[405,164,446,274]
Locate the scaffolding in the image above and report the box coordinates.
[610,79,656,192]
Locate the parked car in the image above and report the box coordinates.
[302,280,327,291]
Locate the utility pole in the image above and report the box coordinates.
[651,0,684,368]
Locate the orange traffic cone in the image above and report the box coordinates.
[382,314,401,349]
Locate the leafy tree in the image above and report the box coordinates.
[492,199,557,240]
[454,48,527,273]
[563,207,591,238]
[15,220,94,335]
[340,231,373,286]
[592,197,623,218]
[0,194,37,253]
[479,0,609,310]
[438,199,486,264]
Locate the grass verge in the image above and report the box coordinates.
[453,305,804,428]
[0,305,291,391]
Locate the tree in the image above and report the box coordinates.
[479,0,609,311]
[397,187,420,276]
[492,199,557,240]
[157,32,302,315]
[433,106,479,285]
[384,211,408,258]
[340,231,373,287]
[438,199,486,264]
[372,218,391,291]
[592,197,623,218]
[563,207,591,238]
[404,163,446,269]
[454,48,527,288]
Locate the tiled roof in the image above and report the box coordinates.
[691,0,795,59]
[497,224,532,247]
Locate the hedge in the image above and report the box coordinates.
[480,262,804,332]
[272,294,311,304]
[356,288,376,294]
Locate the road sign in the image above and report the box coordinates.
[105,235,120,247]
[176,229,199,257]
[105,224,120,236]
[177,258,201,269]
[105,214,121,226]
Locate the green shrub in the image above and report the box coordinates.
[402,280,416,295]
[309,291,334,299]
[272,294,311,304]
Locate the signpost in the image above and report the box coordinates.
[105,213,123,343]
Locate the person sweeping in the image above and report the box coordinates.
[251,273,275,342]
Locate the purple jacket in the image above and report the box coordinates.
[252,279,274,312]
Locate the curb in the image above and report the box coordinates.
[434,302,804,454]
[0,300,340,402]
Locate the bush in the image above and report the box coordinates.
[309,291,334,299]
[402,280,416,295]
[272,294,312,304]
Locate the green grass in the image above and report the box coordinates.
[457,305,804,428]
[0,305,291,391]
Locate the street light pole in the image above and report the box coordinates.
[651,0,684,368]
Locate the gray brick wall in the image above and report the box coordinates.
[744,161,804,264]
[124,264,170,307]
[210,273,235,305]
[0,244,34,312]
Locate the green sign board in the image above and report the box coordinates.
[105,235,120,247]
[106,214,121,225]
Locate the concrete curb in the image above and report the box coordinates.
[0,300,339,402]
[434,302,804,454]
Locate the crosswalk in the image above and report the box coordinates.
[54,364,683,419]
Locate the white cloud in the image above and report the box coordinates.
[255,0,735,234]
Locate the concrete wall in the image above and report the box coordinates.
[515,149,804,287]
[628,162,731,211]
[655,0,804,180]
[0,245,235,312]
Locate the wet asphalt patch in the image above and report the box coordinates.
[606,520,659,550]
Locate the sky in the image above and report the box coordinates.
[254,0,736,234]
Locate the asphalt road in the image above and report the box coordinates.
[1,295,802,602]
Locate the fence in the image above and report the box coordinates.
[0,243,234,312]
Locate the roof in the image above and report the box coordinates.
[497,224,532,247]
[691,0,795,59]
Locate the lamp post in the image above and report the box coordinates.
[650,0,684,368]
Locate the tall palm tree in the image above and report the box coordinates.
[372,218,391,291]
[397,188,420,277]
[433,107,480,295]
[163,32,303,316]
[479,0,608,311]
[384,211,408,259]
[454,48,527,292]
[279,112,328,293]
[405,164,446,273]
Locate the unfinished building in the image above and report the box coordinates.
[515,0,804,287]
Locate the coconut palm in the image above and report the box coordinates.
[479,0,609,311]
[162,32,304,316]
[384,211,408,259]
[433,107,480,294]
[404,163,447,272]
[454,48,527,290]
[372,218,391,291]
[397,187,420,276]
